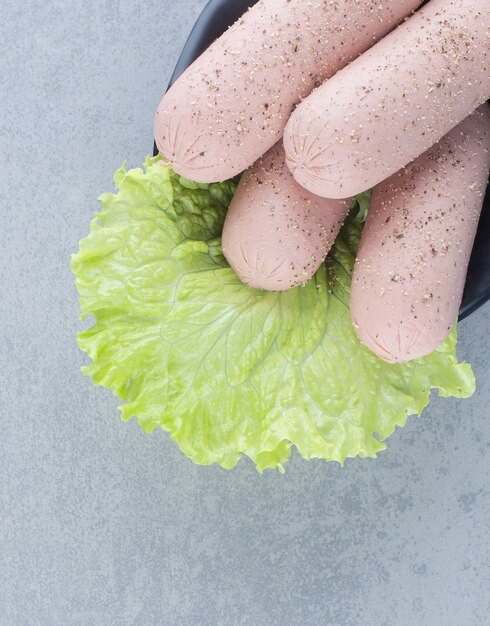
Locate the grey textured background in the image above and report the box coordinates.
[1,1,489,625]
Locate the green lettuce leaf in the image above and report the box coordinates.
[71,157,475,472]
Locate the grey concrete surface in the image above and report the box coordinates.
[1,1,489,625]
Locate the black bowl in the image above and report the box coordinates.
[155,0,490,320]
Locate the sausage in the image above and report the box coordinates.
[285,0,490,199]
[222,141,351,290]
[155,0,422,183]
[350,105,490,364]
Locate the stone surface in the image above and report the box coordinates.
[1,1,489,625]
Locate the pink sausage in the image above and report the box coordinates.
[222,141,351,290]
[350,105,490,364]
[285,0,490,199]
[155,0,422,183]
